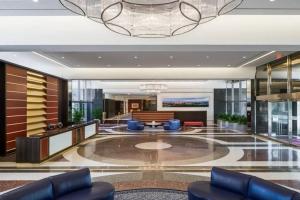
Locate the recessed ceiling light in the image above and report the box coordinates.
[61,56,65,59]
[242,56,247,59]
[227,64,232,67]
[33,0,39,2]
[169,56,174,59]
[134,56,138,59]
[98,56,102,59]
[167,64,171,67]
[269,0,276,2]
[206,56,210,59]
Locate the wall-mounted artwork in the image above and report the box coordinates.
[131,103,140,109]
[162,97,209,108]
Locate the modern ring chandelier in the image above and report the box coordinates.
[59,0,243,38]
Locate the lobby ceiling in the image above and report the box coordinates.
[44,51,288,68]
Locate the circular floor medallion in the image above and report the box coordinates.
[135,142,172,150]
[77,135,229,165]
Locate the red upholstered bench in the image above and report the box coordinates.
[184,121,204,127]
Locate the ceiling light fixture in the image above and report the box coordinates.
[59,0,243,38]
[238,51,276,67]
[32,51,71,68]
[139,83,168,93]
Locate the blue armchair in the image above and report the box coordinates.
[164,119,180,131]
[127,120,144,131]
[188,167,300,200]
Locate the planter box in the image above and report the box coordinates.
[231,123,239,130]
[237,124,247,132]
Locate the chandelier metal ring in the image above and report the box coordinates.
[179,1,202,23]
[59,0,86,16]
[171,22,199,36]
[101,2,123,23]
[218,0,244,15]
[59,0,244,38]
[105,22,132,36]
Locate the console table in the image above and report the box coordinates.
[16,121,97,163]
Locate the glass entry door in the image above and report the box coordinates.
[291,101,300,145]
[270,102,289,138]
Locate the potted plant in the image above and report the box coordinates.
[217,113,226,128]
[237,115,248,132]
[229,115,239,130]
[72,108,84,124]
[223,114,230,128]
[92,107,102,124]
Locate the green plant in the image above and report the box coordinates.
[92,107,102,120]
[223,114,231,122]
[228,115,239,123]
[72,108,84,123]
[238,115,248,125]
[217,113,226,120]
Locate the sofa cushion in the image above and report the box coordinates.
[210,167,251,196]
[188,181,244,200]
[49,168,92,198]
[248,177,297,200]
[56,182,114,200]
[0,178,53,200]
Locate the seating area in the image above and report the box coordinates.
[127,120,145,131]
[0,168,115,200]
[183,121,205,128]
[188,167,300,200]
[163,119,181,131]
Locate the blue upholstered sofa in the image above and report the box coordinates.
[0,168,114,200]
[127,120,144,131]
[164,119,180,131]
[188,167,300,200]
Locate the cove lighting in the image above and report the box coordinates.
[238,51,276,67]
[32,52,71,69]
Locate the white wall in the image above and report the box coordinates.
[157,92,214,125]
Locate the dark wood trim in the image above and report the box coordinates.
[0,62,6,155]
[58,79,68,126]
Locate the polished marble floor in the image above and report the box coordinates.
[1,126,300,193]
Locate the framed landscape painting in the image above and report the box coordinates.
[162,97,209,108]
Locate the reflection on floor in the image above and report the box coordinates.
[1,126,300,193]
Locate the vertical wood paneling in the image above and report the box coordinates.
[5,65,27,153]
[46,76,58,125]
[40,137,49,160]
[1,63,65,155]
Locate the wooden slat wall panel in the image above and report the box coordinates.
[46,76,58,124]
[27,71,47,136]
[5,65,27,152]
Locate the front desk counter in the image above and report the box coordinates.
[16,122,97,163]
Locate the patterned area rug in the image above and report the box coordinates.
[115,188,188,200]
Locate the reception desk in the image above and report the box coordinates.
[16,122,97,163]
